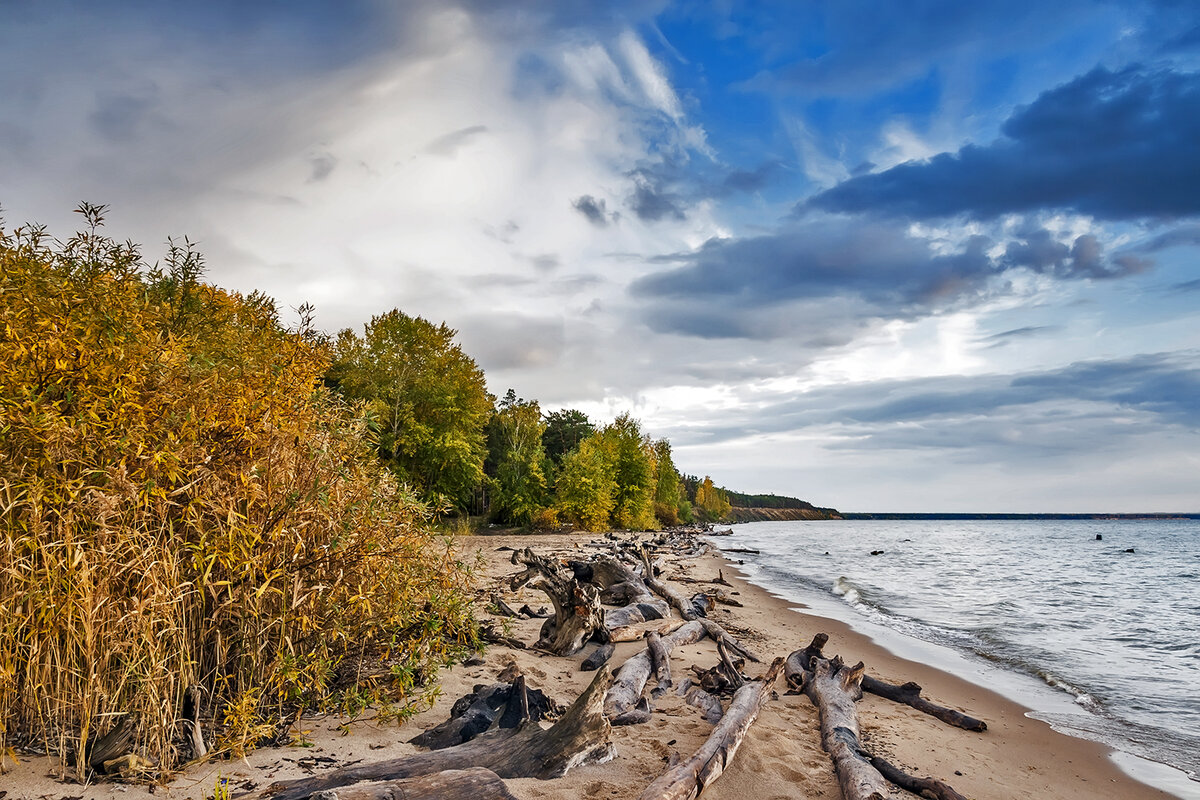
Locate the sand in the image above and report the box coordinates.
[1,531,1178,800]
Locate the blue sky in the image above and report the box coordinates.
[2,0,1198,511]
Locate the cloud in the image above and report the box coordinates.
[807,65,1200,221]
[572,194,618,226]
[629,214,1147,341]
[424,124,489,157]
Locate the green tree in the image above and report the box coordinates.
[554,434,617,531]
[542,408,594,465]
[651,438,684,526]
[328,310,490,510]
[485,389,548,526]
[595,414,657,531]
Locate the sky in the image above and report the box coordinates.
[2,0,1199,512]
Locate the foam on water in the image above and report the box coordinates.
[722,518,1200,797]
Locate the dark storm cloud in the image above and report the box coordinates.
[631,216,1144,341]
[629,173,686,222]
[808,66,1200,221]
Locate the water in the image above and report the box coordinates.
[722,519,1200,795]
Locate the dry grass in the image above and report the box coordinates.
[0,206,477,779]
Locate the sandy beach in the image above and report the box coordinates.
[2,531,1177,800]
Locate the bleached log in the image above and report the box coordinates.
[646,630,672,698]
[638,658,784,800]
[789,636,888,800]
[243,668,614,800]
[606,620,705,718]
[306,768,517,800]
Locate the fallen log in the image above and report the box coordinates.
[719,547,760,555]
[860,675,986,732]
[304,767,517,800]
[638,658,784,800]
[606,620,705,718]
[410,675,558,750]
[581,643,615,671]
[789,635,888,800]
[241,668,615,800]
[646,630,672,698]
[677,679,724,724]
[868,755,969,800]
[697,619,761,663]
[607,618,684,644]
[641,547,699,620]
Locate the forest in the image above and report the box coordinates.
[0,206,802,777]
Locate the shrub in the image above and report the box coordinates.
[0,206,476,778]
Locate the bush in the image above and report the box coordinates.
[0,207,476,777]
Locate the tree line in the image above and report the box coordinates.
[325,308,739,530]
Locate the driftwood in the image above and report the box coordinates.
[719,547,760,555]
[183,685,207,760]
[869,756,969,800]
[639,658,784,800]
[611,696,654,726]
[581,643,615,671]
[479,621,526,650]
[490,593,519,617]
[697,619,761,663]
[242,668,615,800]
[677,678,723,724]
[860,675,987,732]
[607,618,684,644]
[510,549,604,655]
[606,621,705,718]
[305,768,517,800]
[641,547,699,620]
[87,713,137,774]
[409,674,557,750]
[646,631,672,698]
[790,635,889,800]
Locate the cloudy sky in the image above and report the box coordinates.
[3,0,1199,512]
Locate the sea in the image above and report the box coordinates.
[721,518,1200,799]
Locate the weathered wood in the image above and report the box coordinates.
[646,631,672,698]
[696,619,761,663]
[242,668,615,800]
[611,696,654,726]
[306,768,517,800]
[641,547,699,620]
[719,547,760,555]
[679,679,723,725]
[606,620,705,718]
[183,685,207,761]
[783,633,828,692]
[490,593,519,617]
[638,658,784,800]
[689,592,716,617]
[868,755,969,800]
[581,642,615,671]
[792,639,888,800]
[715,640,745,690]
[87,713,137,774]
[510,548,603,655]
[410,683,511,750]
[861,675,987,732]
[607,618,685,644]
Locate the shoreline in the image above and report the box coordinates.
[1,530,1186,799]
[716,547,1200,800]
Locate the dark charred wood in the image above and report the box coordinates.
[638,659,783,800]
[518,605,551,619]
[242,668,615,800]
[688,593,715,617]
[87,713,137,774]
[868,755,970,800]
[719,547,760,555]
[411,677,558,751]
[860,675,987,732]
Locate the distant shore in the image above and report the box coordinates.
[842,512,1200,520]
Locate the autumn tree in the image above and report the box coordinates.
[328,310,490,510]
[485,389,548,526]
[693,475,732,521]
[594,414,657,530]
[553,434,617,531]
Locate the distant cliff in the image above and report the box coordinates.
[725,506,842,522]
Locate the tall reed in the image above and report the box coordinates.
[0,206,477,778]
